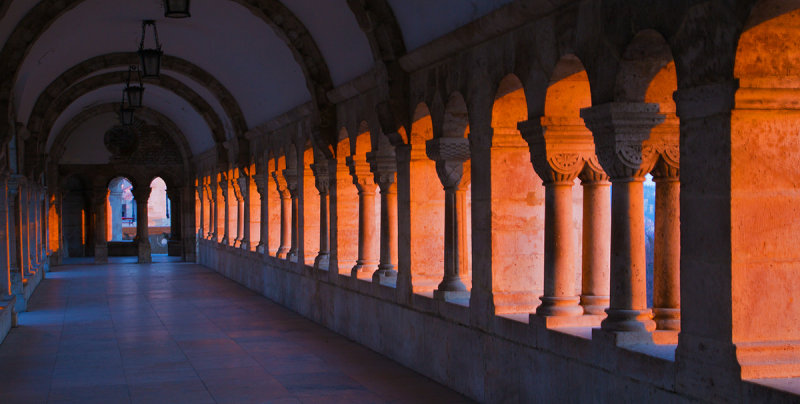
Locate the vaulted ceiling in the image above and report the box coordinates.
[0,0,517,161]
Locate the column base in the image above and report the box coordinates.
[592,327,654,346]
[492,291,541,315]
[436,276,467,293]
[372,265,397,283]
[287,249,299,262]
[240,241,250,251]
[351,261,378,277]
[600,308,656,332]
[314,253,330,270]
[653,307,680,331]
[433,289,470,302]
[256,243,266,254]
[276,247,290,259]
[530,313,604,328]
[536,296,583,317]
[580,294,610,316]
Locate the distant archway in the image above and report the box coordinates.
[148,177,171,255]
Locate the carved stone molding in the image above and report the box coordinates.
[310,162,330,194]
[366,151,397,187]
[580,103,665,179]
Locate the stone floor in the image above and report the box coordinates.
[0,260,471,403]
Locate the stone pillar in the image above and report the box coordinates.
[652,152,680,330]
[427,137,471,300]
[272,170,291,258]
[283,168,300,261]
[7,177,23,300]
[109,189,123,241]
[133,186,152,264]
[311,162,330,269]
[519,119,588,318]
[347,157,379,276]
[167,188,183,257]
[236,170,250,250]
[18,182,30,276]
[219,174,230,246]
[231,174,244,248]
[0,173,11,299]
[30,187,40,270]
[92,187,108,264]
[579,159,611,315]
[196,184,205,239]
[369,152,398,282]
[581,102,664,334]
[207,180,217,240]
[254,174,268,254]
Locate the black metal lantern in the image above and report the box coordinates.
[138,20,162,78]
[164,0,191,18]
[119,105,136,126]
[123,65,144,108]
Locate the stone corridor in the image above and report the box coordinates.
[0,261,468,403]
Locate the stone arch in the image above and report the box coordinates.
[49,104,193,171]
[488,73,544,314]
[31,71,226,147]
[0,0,337,158]
[614,30,676,103]
[27,52,248,137]
[440,92,470,139]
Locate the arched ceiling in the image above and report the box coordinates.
[0,0,518,164]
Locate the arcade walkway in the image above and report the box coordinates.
[0,261,469,403]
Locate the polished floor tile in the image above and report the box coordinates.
[0,260,471,403]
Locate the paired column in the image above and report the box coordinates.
[196,184,205,239]
[207,179,217,240]
[652,145,680,330]
[520,118,590,318]
[235,170,250,250]
[272,170,291,258]
[427,137,471,300]
[368,151,398,282]
[581,102,664,333]
[254,174,269,254]
[91,186,108,264]
[579,159,612,315]
[347,157,379,276]
[133,186,152,264]
[283,168,300,261]
[310,162,330,269]
[219,174,230,246]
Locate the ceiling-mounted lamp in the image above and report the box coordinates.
[124,65,144,108]
[138,20,163,78]
[164,0,191,18]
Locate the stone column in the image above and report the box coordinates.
[254,174,268,254]
[7,177,23,300]
[167,188,183,256]
[272,170,291,258]
[347,157,379,276]
[519,119,588,318]
[368,152,398,282]
[207,180,217,240]
[109,189,123,241]
[219,174,230,246]
[0,173,11,299]
[579,159,611,315]
[427,137,471,300]
[236,170,250,250]
[231,174,244,248]
[283,168,300,261]
[18,182,30,276]
[30,187,39,270]
[652,152,680,330]
[196,184,205,239]
[581,102,664,334]
[310,162,330,269]
[133,186,152,264]
[92,187,108,264]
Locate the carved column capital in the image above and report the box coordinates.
[426,137,471,189]
[281,168,299,196]
[310,162,331,194]
[518,117,595,184]
[346,156,375,191]
[234,176,249,201]
[580,102,665,179]
[367,151,397,189]
[579,156,610,184]
[131,187,151,203]
[253,174,268,195]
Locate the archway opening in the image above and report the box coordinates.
[148,177,171,255]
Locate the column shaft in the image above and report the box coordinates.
[277,190,291,258]
[373,182,398,281]
[653,176,680,330]
[351,186,378,275]
[580,180,611,315]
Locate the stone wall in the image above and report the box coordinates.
[198,240,796,403]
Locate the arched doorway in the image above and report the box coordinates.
[106,177,138,257]
[148,177,171,256]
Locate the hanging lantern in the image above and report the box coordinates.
[123,65,144,108]
[119,106,136,126]
[138,20,163,78]
[164,0,191,18]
